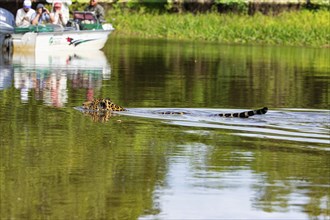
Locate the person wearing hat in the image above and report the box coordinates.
[85,0,105,22]
[15,0,36,27]
[50,2,68,26]
[56,0,71,24]
[32,3,54,25]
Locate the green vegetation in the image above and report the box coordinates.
[66,0,330,47]
[106,9,329,47]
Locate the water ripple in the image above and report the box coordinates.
[118,108,330,148]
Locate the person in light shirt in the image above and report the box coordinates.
[50,2,67,26]
[60,0,72,23]
[15,0,35,27]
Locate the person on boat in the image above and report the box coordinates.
[85,0,105,22]
[50,2,68,26]
[60,0,72,23]
[32,3,54,25]
[15,0,36,27]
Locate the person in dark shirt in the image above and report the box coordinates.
[85,0,105,22]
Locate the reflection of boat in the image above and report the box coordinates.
[12,50,111,106]
[12,11,114,52]
[13,50,111,78]
[0,55,13,90]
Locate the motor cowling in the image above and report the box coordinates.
[0,7,15,55]
[2,34,13,55]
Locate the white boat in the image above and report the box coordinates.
[12,11,114,52]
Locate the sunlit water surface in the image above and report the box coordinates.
[0,38,329,219]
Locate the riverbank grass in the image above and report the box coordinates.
[107,10,329,47]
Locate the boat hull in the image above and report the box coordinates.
[12,29,112,52]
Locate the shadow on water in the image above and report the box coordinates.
[0,38,329,219]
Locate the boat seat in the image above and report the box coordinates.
[73,11,98,27]
[73,11,97,23]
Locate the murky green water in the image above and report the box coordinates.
[1,37,329,219]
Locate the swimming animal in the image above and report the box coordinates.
[82,98,268,118]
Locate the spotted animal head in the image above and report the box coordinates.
[83,98,125,111]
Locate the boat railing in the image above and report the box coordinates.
[14,25,55,34]
[13,11,108,34]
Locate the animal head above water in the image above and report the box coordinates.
[83,98,126,111]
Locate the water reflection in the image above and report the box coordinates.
[104,38,329,109]
[0,55,13,90]
[7,50,111,106]
[1,38,329,220]
[78,104,328,147]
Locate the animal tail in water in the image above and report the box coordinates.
[213,107,268,118]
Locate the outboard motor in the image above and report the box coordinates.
[0,7,15,57]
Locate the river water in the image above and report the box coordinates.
[0,37,329,219]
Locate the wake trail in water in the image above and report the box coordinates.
[76,106,329,149]
[118,108,330,149]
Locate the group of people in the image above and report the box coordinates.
[15,0,105,27]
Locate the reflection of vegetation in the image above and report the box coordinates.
[179,133,330,217]
[1,95,329,218]
[0,93,179,219]
[1,39,329,219]
[104,38,329,109]
[1,86,329,218]
[250,143,330,217]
